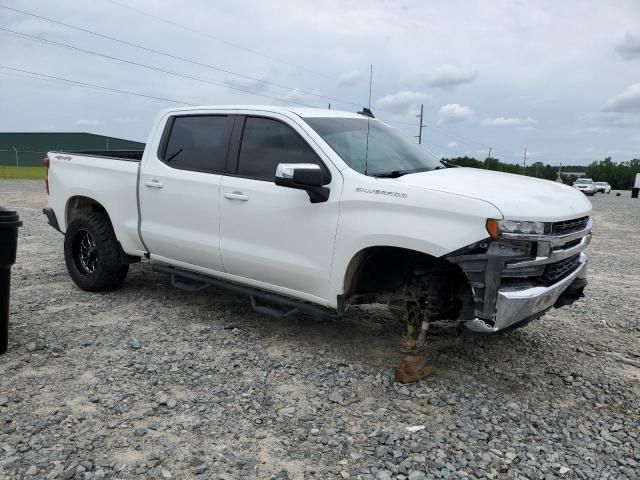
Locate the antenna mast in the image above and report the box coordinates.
[368,64,373,109]
[364,64,373,177]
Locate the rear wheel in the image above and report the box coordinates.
[64,212,128,291]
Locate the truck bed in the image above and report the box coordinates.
[62,149,145,161]
[46,149,146,256]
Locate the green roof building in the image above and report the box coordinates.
[0,132,144,167]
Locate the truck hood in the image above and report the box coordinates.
[393,167,592,221]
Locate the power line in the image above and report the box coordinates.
[381,119,419,127]
[3,64,497,162]
[0,65,197,105]
[423,124,490,150]
[385,110,490,149]
[374,106,491,150]
[104,0,335,81]
[382,116,488,150]
[0,67,459,159]
[4,26,491,149]
[0,69,95,89]
[0,3,496,151]
[0,33,451,143]
[0,66,474,156]
[0,4,366,109]
[0,28,319,108]
[0,4,498,152]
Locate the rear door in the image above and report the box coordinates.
[139,114,235,271]
[219,114,341,302]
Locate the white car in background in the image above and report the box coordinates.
[595,181,611,194]
[573,178,596,196]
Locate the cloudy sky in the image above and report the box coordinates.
[1,0,639,165]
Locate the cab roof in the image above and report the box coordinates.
[159,105,368,120]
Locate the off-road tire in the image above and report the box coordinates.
[64,212,129,291]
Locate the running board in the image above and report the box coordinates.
[152,264,332,319]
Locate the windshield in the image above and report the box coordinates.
[575,179,593,184]
[595,182,605,186]
[303,117,442,176]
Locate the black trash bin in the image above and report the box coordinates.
[632,187,639,199]
[0,207,22,355]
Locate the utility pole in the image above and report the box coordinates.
[555,162,564,183]
[486,147,492,169]
[414,104,426,144]
[523,148,527,175]
[12,146,18,168]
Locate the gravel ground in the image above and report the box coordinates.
[0,179,639,480]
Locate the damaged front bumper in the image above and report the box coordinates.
[448,217,591,333]
[464,252,588,333]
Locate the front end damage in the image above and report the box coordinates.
[342,217,591,382]
[448,216,592,333]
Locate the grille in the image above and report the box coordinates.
[561,239,581,249]
[542,254,580,284]
[551,216,589,235]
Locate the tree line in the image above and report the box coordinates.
[442,156,640,190]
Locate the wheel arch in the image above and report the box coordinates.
[66,195,112,231]
[65,196,140,265]
[342,245,473,308]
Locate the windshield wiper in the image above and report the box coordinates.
[438,160,458,169]
[373,170,408,178]
[372,168,430,178]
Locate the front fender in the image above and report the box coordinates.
[328,183,502,307]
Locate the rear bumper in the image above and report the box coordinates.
[464,252,588,333]
[43,207,61,233]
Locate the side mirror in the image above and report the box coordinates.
[275,163,330,203]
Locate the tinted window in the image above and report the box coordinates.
[163,115,233,173]
[237,117,321,181]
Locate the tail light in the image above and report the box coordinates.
[43,156,50,194]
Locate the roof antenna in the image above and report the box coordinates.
[362,64,373,177]
[368,64,373,109]
[357,65,376,118]
[357,107,375,118]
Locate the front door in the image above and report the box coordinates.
[219,115,341,302]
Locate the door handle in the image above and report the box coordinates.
[223,191,249,201]
[145,180,164,188]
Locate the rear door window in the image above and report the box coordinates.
[237,117,324,181]
[162,115,234,173]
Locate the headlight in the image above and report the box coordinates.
[486,219,548,238]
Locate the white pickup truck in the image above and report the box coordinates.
[43,105,592,357]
